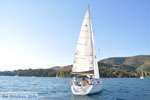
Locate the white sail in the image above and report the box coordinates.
[72,7,100,78]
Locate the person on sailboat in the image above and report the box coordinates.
[80,77,89,86]
[73,77,79,85]
[87,75,94,85]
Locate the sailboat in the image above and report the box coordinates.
[71,6,103,95]
[140,68,144,79]
[15,71,19,77]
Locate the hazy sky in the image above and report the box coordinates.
[0,0,149,71]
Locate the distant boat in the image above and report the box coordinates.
[140,68,144,79]
[15,72,19,77]
[56,70,59,78]
[15,75,19,77]
[145,71,147,78]
[71,6,103,95]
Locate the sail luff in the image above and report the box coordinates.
[91,24,100,79]
[88,6,100,78]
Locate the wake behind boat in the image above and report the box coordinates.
[71,6,103,95]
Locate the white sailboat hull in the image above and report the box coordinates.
[71,82,103,95]
[140,76,144,79]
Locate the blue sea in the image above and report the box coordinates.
[0,76,150,100]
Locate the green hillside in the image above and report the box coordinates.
[100,55,150,67]
[123,55,150,67]
[99,55,150,77]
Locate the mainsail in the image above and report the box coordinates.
[72,7,100,78]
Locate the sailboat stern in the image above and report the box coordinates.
[71,84,93,95]
[71,82,103,95]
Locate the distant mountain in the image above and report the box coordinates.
[99,55,150,71]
